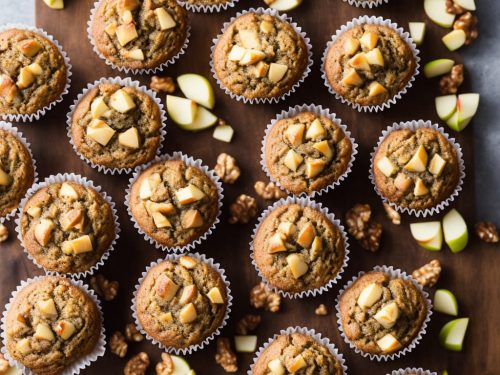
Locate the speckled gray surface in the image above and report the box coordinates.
[0,0,498,222]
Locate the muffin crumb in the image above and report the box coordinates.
[315,304,328,316]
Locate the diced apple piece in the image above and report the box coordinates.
[0,168,11,186]
[357,283,383,309]
[35,219,55,246]
[234,335,257,353]
[376,156,397,177]
[145,201,175,216]
[455,0,475,10]
[123,48,144,61]
[377,333,401,353]
[60,183,79,201]
[268,358,285,375]
[286,254,308,279]
[167,95,198,126]
[409,22,426,45]
[181,209,203,228]
[179,255,197,269]
[404,145,428,172]
[260,20,275,33]
[443,209,468,253]
[16,338,31,355]
[278,221,296,237]
[268,233,287,253]
[156,275,179,301]
[59,208,83,231]
[305,119,326,140]
[105,22,118,36]
[360,31,379,50]
[285,124,305,147]
[239,29,261,50]
[118,127,140,149]
[16,67,35,89]
[283,149,303,172]
[109,89,136,113]
[213,124,234,143]
[374,302,400,329]
[87,119,116,146]
[267,0,303,11]
[152,212,172,228]
[179,285,198,305]
[365,48,384,67]
[177,73,216,110]
[442,29,466,51]
[268,63,288,83]
[54,320,76,340]
[424,0,456,28]
[154,7,176,30]
[434,289,459,316]
[310,236,323,255]
[207,287,224,304]
[37,299,58,319]
[139,180,153,200]
[228,45,247,61]
[341,69,363,86]
[118,0,139,11]
[306,159,326,178]
[297,222,315,248]
[435,95,457,121]
[17,39,42,57]
[348,53,370,71]
[424,59,455,78]
[410,221,442,243]
[394,173,412,192]
[68,235,93,254]
[368,82,387,97]
[34,323,55,341]
[43,0,64,9]
[91,96,110,119]
[27,206,42,218]
[122,10,133,23]
[344,37,360,56]
[414,178,429,196]
[313,140,333,159]
[179,303,197,324]
[176,184,205,205]
[116,23,138,46]
[0,74,17,103]
[439,317,469,351]
[287,354,306,373]
[159,312,173,324]
[428,154,446,177]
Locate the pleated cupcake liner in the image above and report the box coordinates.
[125,152,223,253]
[260,103,358,198]
[0,24,72,123]
[250,195,350,299]
[131,252,232,355]
[321,16,420,113]
[15,173,121,279]
[342,0,390,8]
[66,76,167,175]
[369,120,465,217]
[210,7,313,104]
[389,368,438,375]
[178,0,239,13]
[1,275,106,375]
[335,265,433,361]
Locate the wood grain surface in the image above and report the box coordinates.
[0,0,497,373]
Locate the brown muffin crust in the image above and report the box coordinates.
[265,111,353,195]
[5,276,101,375]
[136,255,228,349]
[0,29,67,115]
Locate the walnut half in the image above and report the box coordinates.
[228,194,257,224]
[412,259,441,287]
[214,153,241,184]
[215,337,238,373]
[236,314,261,335]
[155,353,174,375]
[440,64,464,95]
[124,352,150,375]
[90,274,119,301]
[345,204,382,252]
[254,181,287,200]
[0,224,8,243]
[454,12,478,45]
[475,221,499,243]
[250,283,281,312]
[109,331,128,358]
[150,76,176,93]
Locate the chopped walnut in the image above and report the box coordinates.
[315,304,328,316]
[412,259,441,287]
[383,203,401,225]
[229,194,257,224]
[254,181,287,200]
[109,331,128,358]
[440,64,464,95]
[0,224,7,242]
[215,337,238,373]
[0,353,9,375]
[124,352,150,375]
[250,283,281,312]
[90,274,119,301]
[150,76,175,94]
[155,353,174,375]
[475,221,499,243]
[454,12,478,45]
[345,204,382,252]
[446,0,466,14]
[214,153,241,184]
[236,314,261,335]
[125,323,144,342]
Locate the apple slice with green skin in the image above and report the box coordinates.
[436,95,457,121]
[424,59,455,78]
[442,30,466,51]
[455,0,476,10]
[43,0,64,9]
[446,111,471,132]
[166,95,198,126]
[442,209,468,253]
[420,227,443,251]
[177,106,218,132]
[457,93,480,122]
[410,222,443,251]
[268,0,303,11]
[434,289,459,316]
[171,355,191,375]
[442,371,449,375]
[424,0,456,28]
[408,22,426,46]
[439,317,469,351]
[177,74,215,109]
[234,335,258,353]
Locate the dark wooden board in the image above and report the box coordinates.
[0,0,497,373]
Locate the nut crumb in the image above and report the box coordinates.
[475,221,499,243]
[0,224,8,242]
[215,337,238,373]
[315,304,328,316]
[150,76,175,93]
[229,194,257,224]
[124,352,150,375]
[446,0,466,14]
[89,274,119,301]
[214,153,241,184]
[440,64,464,95]
[155,353,174,375]
[250,283,281,312]
[125,323,144,342]
[236,314,261,335]
[346,204,382,252]
[383,203,401,225]
[454,12,478,45]
[412,259,441,287]
[254,181,287,200]
[109,331,128,358]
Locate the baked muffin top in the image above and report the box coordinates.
[71,83,162,170]
[91,0,188,70]
[373,128,460,210]
[339,271,428,355]
[213,12,308,99]
[20,181,116,274]
[5,276,101,375]
[253,204,345,294]
[136,255,228,349]
[0,29,67,115]
[265,111,353,195]
[252,332,344,375]
[324,24,416,107]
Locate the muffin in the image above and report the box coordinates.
[19,181,116,274]
[0,128,35,219]
[91,0,188,71]
[128,158,220,249]
[4,276,101,375]
[253,203,346,294]
[338,271,428,355]
[264,111,353,195]
[213,12,309,101]
[372,127,460,211]
[135,255,228,349]
[70,82,162,170]
[324,23,416,107]
[0,28,67,116]
[252,332,344,374]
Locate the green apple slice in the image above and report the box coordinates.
[442,209,468,253]
[409,22,426,46]
[457,93,480,122]
[442,371,449,375]
[435,95,457,121]
[424,0,456,28]
[439,317,469,351]
[420,227,443,251]
[424,59,455,78]
[455,0,475,10]
[234,335,258,353]
[442,30,466,51]
[177,74,215,109]
[171,355,191,375]
[178,106,218,132]
[410,221,443,251]
[166,95,198,125]
[43,0,64,9]
[268,0,303,11]
[446,111,471,132]
[434,289,459,316]
[213,125,234,143]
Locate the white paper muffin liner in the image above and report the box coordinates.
[250,196,350,299]
[335,265,433,361]
[248,326,348,375]
[0,24,72,123]
[260,104,358,198]
[389,368,437,375]
[178,0,239,13]
[14,173,121,279]
[0,122,38,224]
[131,252,232,355]
[210,7,313,104]
[125,152,223,253]
[369,120,465,217]
[342,0,389,8]
[65,76,167,175]
[1,275,106,375]
[321,16,420,113]
[87,1,191,75]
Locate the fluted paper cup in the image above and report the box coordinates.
[178,0,239,13]
[389,368,437,375]
[343,0,390,8]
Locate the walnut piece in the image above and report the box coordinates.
[0,224,8,242]
[125,323,144,342]
[263,0,275,5]
[454,12,478,45]
[446,0,466,14]
[254,181,287,200]
[236,314,261,335]
[229,194,257,224]
[412,259,441,287]
[90,274,119,301]
[156,353,174,375]
[0,353,9,375]
[383,203,401,225]
[150,76,175,93]
[250,283,281,312]
[124,352,150,375]
[315,304,328,316]
[109,331,128,358]
[440,64,464,95]
[214,153,241,184]
[345,204,382,252]
[215,337,238,373]
[475,221,499,243]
